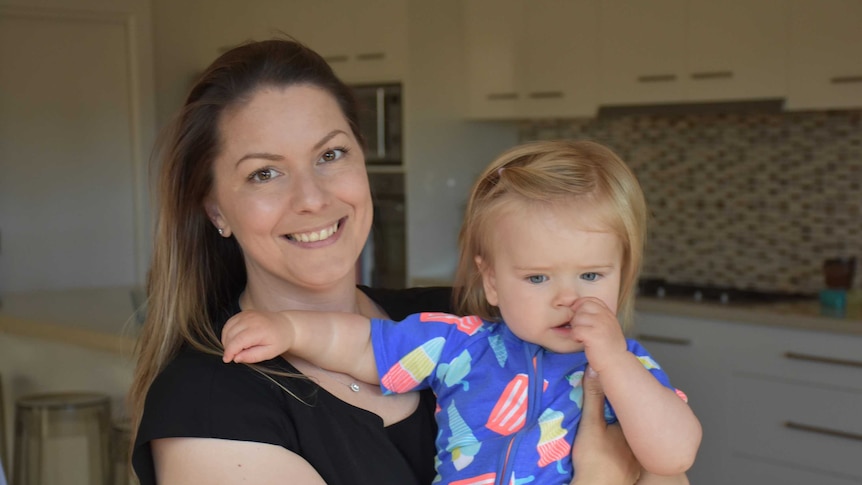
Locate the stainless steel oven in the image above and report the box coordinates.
[353,83,406,287]
[353,83,402,165]
[358,172,406,288]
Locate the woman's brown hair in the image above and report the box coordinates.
[128,38,364,446]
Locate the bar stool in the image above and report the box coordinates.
[110,419,134,485]
[13,392,111,485]
[0,372,7,484]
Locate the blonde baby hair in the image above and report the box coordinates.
[453,140,647,330]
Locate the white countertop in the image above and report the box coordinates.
[2,287,861,355]
[636,296,862,335]
[0,286,141,354]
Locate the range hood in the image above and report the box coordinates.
[597,98,785,117]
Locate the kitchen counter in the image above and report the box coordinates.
[0,286,141,354]
[3,286,861,353]
[636,296,862,335]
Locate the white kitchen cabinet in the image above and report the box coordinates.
[598,0,688,105]
[633,311,862,485]
[463,0,600,119]
[686,0,787,102]
[599,0,787,106]
[292,0,407,84]
[632,313,731,485]
[726,454,862,485]
[518,0,600,118]
[463,0,520,119]
[786,0,862,110]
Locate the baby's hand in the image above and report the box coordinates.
[568,297,628,373]
[221,310,296,364]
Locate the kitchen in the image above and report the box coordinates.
[1,0,861,484]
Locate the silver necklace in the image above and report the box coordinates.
[317,366,361,393]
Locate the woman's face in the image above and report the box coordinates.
[206,84,372,291]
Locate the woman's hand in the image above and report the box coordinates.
[570,366,640,485]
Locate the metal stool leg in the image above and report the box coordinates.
[13,392,111,485]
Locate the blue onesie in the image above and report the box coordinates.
[370,312,676,485]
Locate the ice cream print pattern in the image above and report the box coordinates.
[371,312,677,484]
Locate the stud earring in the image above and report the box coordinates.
[218,228,224,236]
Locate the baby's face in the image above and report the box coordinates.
[478,200,622,353]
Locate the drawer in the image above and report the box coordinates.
[728,374,862,479]
[636,311,862,391]
[726,453,862,485]
[725,326,862,391]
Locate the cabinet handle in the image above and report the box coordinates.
[636,334,691,346]
[784,352,862,369]
[830,75,862,84]
[784,421,862,442]
[356,52,386,61]
[486,92,519,101]
[323,55,349,64]
[637,74,677,83]
[528,91,564,99]
[691,70,734,80]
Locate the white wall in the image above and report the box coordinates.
[403,0,518,284]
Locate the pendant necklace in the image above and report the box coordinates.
[317,366,361,393]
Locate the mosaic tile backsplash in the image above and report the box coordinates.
[520,110,862,294]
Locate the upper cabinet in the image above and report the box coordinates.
[598,0,688,105]
[786,0,862,110]
[463,0,600,119]
[460,0,861,118]
[599,0,787,106]
[463,0,520,119]
[686,0,787,102]
[292,0,407,84]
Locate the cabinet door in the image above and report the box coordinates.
[463,0,521,119]
[727,454,862,485]
[632,313,730,485]
[290,2,354,69]
[786,0,862,110]
[0,7,150,292]
[346,0,407,83]
[518,0,600,118]
[295,0,407,84]
[598,0,687,105]
[686,0,787,102]
[727,374,862,481]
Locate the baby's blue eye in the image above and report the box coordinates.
[528,275,548,284]
[581,273,599,282]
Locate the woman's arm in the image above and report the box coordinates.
[571,365,639,485]
[152,437,326,485]
[221,310,380,384]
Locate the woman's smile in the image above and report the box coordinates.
[285,218,342,243]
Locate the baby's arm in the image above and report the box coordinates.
[570,298,702,476]
[221,310,379,385]
[599,354,701,476]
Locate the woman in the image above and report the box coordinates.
[129,38,657,485]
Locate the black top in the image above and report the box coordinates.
[133,286,453,485]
